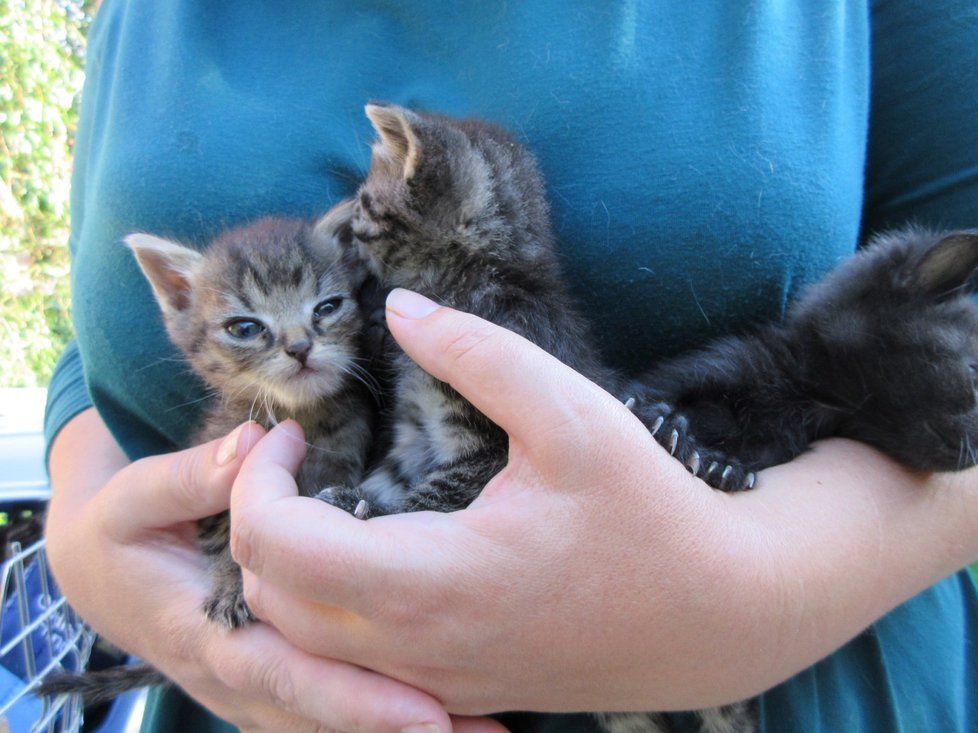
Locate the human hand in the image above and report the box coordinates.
[232,289,978,715]
[45,409,478,733]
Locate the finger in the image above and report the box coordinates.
[230,419,308,513]
[240,566,365,661]
[207,623,451,733]
[100,421,266,536]
[232,488,449,615]
[385,289,615,443]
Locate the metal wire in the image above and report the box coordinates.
[0,536,96,732]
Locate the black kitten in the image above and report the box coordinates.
[626,227,978,491]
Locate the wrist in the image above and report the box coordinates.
[723,439,978,695]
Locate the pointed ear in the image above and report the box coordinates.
[365,103,421,179]
[914,231,978,297]
[312,197,355,247]
[125,233,202,314]
[312,198,368,283]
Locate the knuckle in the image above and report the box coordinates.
[440,318,500,368]
[256,656,298,709]
[173,448,208,510]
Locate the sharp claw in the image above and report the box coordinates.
[745,472,756,490]
[668,429,679,455]
[705,461,719,479]
[623,396,636,411]
[353,499,370,520]
[720,464,734,489]
[650,415,665,436]
[686,451,701,475]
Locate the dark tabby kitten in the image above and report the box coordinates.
[41,213,375,703]
[321,105,978,733]
[317,103,618,518]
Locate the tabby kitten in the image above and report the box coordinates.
[317,104,617,518]
[41,212,375,703]
[321,105,978,733]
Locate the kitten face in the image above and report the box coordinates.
[128,214,366,413]
[790,228,978,470]
[348,103,549,280]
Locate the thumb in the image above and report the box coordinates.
[385,288,609,444]
[101,421,266,536]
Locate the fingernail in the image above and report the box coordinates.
[216,423,248,466]
[401,724,442,733]
[387,288,439,319]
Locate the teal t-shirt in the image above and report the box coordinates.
[45,1,978,731]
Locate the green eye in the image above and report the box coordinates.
[314,297,343,319]
[225,319,265,339]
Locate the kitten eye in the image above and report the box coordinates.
[314,297,344,319]
[225,319,266,339]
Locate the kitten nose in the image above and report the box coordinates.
[285,339,311,364]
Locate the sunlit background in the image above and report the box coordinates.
[1,0,94,388]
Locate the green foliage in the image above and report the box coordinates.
[0,0,95,386]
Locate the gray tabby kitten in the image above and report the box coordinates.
[317,104,618,519]
[128,215,375,628]
[41,213,375,703]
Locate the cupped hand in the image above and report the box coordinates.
[230,289,759,714]
[232,289,978,717]
[45,410,480,733]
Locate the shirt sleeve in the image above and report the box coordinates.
[43,340,93,471]
[861,0,978,234]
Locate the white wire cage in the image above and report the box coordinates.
[0,503,97,733]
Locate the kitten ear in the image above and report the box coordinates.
[125,233,202,314]
[312,198,355,247]
[312,198,369,284]
[365,103,421,180]
[914,231,978,298]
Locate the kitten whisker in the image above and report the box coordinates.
[164,388,219,413]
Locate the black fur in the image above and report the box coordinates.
[626,227,978,491]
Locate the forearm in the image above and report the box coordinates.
[709,437,978,703]
[47,407,129,512]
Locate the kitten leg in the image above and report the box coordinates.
[202,546,256,629]
[403,447,507,513]
[624,395,755,492]
[316,459,408,518]
[198,512,255,629]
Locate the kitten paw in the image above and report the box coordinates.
[204,588,256,630]
[626,396,756,492]
[316,485,374,519]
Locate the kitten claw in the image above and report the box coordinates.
[720,464,734,490]
[623,396,636,411]
[650,415,665,436]
[686,451,701,475]
[705,461,720,479]
[353,499,370,520]
[744,472,756,490]
[668,429,679,455]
